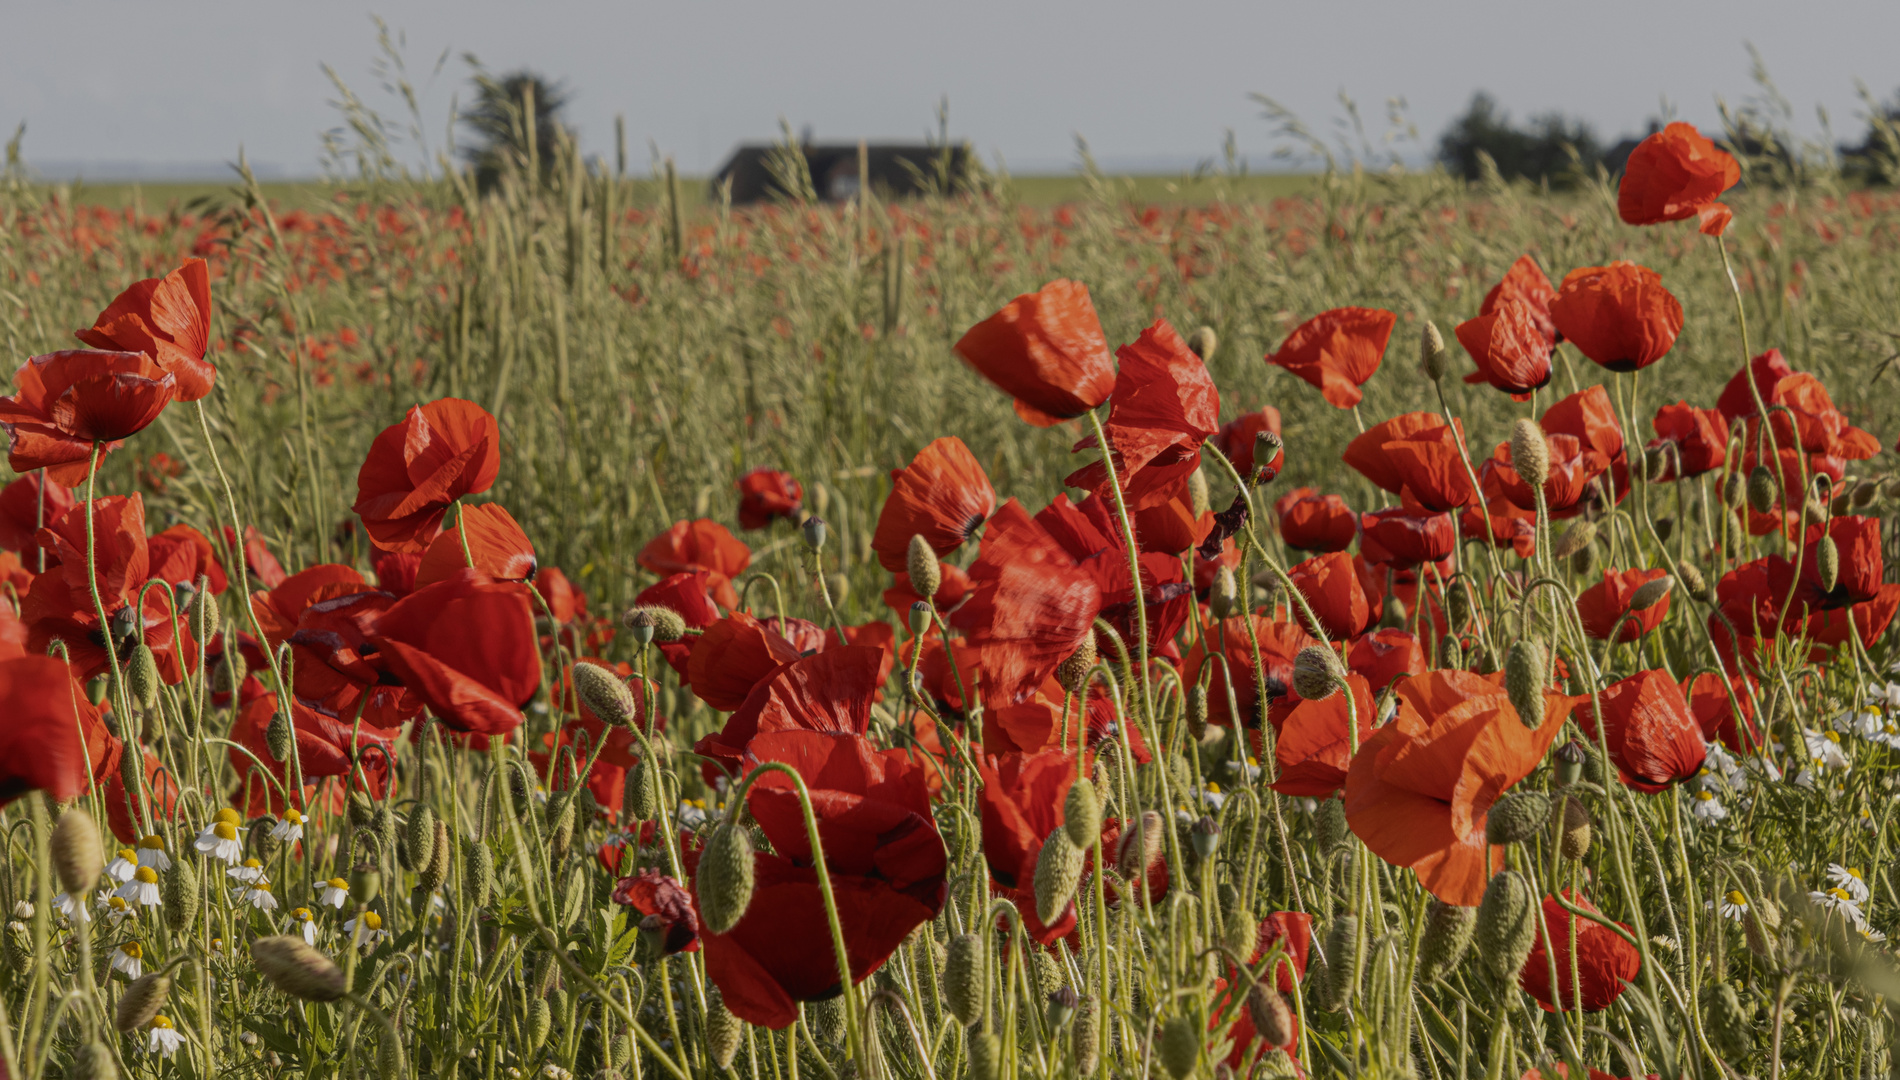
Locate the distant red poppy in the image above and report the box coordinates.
[1286,551,1379,640]
[1521,890,1642,1014]
[76,258,217,401]
[1575,568,1672,643]
[871,437,997,573]
[702,729,946,1029]
[1381,423,1477,511]
[1344,669,1576,905]
[1458,298,1553,398]
[0,351,177,482]
[1645,402,1728,481]
[1715,349,1794,425]
[1617,122,1739,228]
[1751,372,1881,461]
[1360,504,1455,568]
[220,525,288,589]
[1066,321,1220,510]
[1682,671,1758,752]
[535,567,586,624]
[1581,670,1706,793]
[1347,628,1424,691]
[1215,407,1285,477]
[1269,673,1375,797]
[736,468,803,530]
[1542,385,1630,503]
[1183,615,1318,729]
[687,612,804,712]
[103,746,181,844]
[1276,488,1356,553]
[1266,307,1397,409]
[1342,413,1464,496]
[637,519,751,609]
[0,655,115,807]
[366,568,540,736]
[1548,263,1683,373]
[881,560,971,616]
[979,750,1084,943]
[953,278,1116,426]
[415,503,537,589]
[0,473,74,555]
[1481,255,1559,339]
[352,398,501,553]
[949,499,1100,708]
[691,645,884,780]
[613,869,700,954]
[1461,468,1538,556]
[148,524,229,595]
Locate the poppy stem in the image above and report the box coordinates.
[1084,410,1152,721]
[455,497,475,568]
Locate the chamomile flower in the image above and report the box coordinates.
[1838,704,1885,742]
[1690,789,1728,823]
[100,894,135,926]
[146,1015,185,1057]
[105,848,139,883]
[194,811,245,865]
[1718,890,1750,921]
[319,877,350,909]
[117,867,162,908]
[675,801,709,831]
[1200,782,1226,811]
[111,941,144,979]
[242,883,278,912]
[1828,864,1871,904]
[290,907,317,946]
[52,891,91,923]
[1810,886,1868,929]
[1804,728,1852,770]
[134,834,171,871]
[343,909,386,947]
[270,809,306,843]
[226,859,268,885]
[1861,807,1880,833]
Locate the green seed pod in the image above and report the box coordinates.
[622,605,688,643]
[1292,646,1341,700]
[1677,562,1710,602]
[1184,684,1209,741]
[1420,319,1449,383]
[371,806,399,858]
[1210,566,1241,619]
[1072,995,1100,1073]
[252,936,348,1001]
[1703,982,1752,1060]
[1159,1014,1200,1079]
[265,710,294,763]
[163,855,199,934]
[628,760,661,820]
[1315,798,1350,857]
[1746,466,1779,514]
[1063,778,1099,849]
[1552,794,1591,860]
[1313,916,1363,1012]
[1188,325,1219,362]
[706,988,743,1068]
[969,1032,1003,1080]
[1817,535,1841,593]
[942,933,986,1027]
[1504,639,1546,730]
[1437,634,1464,670]
[418,819,451,895]
[1474,870,1536,993]
[1055,635,1097,693]
[463,838,495,909]
[402,804,437,873]
[1033,831,1085,926]
[906,534,942,601]
[1485,791,1551,845]
[1510,419,1550,489]
[1187,466,1211,516]
[574,661,640,729]
[127,643,161,710]
[51,809,103,898]
[526,994,553,1054]
[1045,986,1079,1029]
[1553,741,1587,787]
[1246,983,1294,1048]
[697,822,757,934]
[115,971,170,1032]
[1415,899,1476,985]
[189,585,221,650]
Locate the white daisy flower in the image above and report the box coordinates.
[226,859,268,885]
[52,892,90,923]
[135,835,172,871]
[1222,756,1263,784]
[116,867,163,908]
[270,809,305,843]
[1860,807,1881,833]
[1861,925,1890,944]
[1690,789,1728,823]
[146,1014,185,1057]
[675,801,709,832]
[1718,890,1750,921]
[105,848,139,884]
[1828,864,1871,904]
[319,877,350,909]
[194,813,245,864]
[110,941,145,979]
[1804,728,1852,770]
[1703,744,1748,791]
[242,883,278,912]
[100,894,135,926]
[1810,887,1869,928]
[1200,783,1226,811]
[11,901,30,919]
[343,909,386,947]
[290,907,318,946]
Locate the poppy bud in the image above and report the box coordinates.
[1415,899,1476,985]
[1817,535,1840,593]
[70,1042,115,1080]
[706,988,743,1068]
[1852,478,1882,509]
[374,1008,406,1080]
[969,1033,1003,1080]
[346,790,375,830]
[1743,895,1781,959]
[51,810,103,899]
[252,935,348,1002]
[545,793,576,861]
[1056,636,1097,693]
[1551,794,1591,860]
[1045,985,1079,1029]
[1677,562,1709,602]
[188,581,221,645]
[403,805,438,874]
[1654,515,1674,543]
[942,933,986,1026]
[1642,445,1668,482]
[573,662,639,729]
[1420,319,1450,383]
[1159,1014,1200,1079]
[115,971,170,1032]
[1315,797,1350,856]
[1292,645,1341,701]
[1484,791,1550,845]
[372,806,399,860]
[906,534,941,600]
[1242,984,1291,1048]
[1188,325,1219,361]
[463,838,495,909]
[1187,467,1210,516]
[1746,466,1778,514]
[1379,593,1407,629]
[623,605,687,643]
[1073,995,1100,1073]
[1570,542,1598,577]
[1437,635,1464,670]
[628,761,660,821]
[418,819,451,895]
[522,999,551,1054]
[1063,778,1100,848]
[164,856,198,934]
[697,822,757,934]
[265,710,294,764]
[351,860,382,906]
[1174,686,1207,745]
[1703,982,1752,1060]
[1220,886,1256,960]
[1474,870,1535,993]
[1503,639,1546,730]
[1254,431,1284,477]
[1034,831,1085,926]
[1190,815,1221,860]
[128,643,161,711]
[1313,915,1363,1012]
[1629,574,1673,611]
[1210,566,1241,619]
[908,601,934,638]
[1446,581,1472,628]
[801,516,828,551]
[1549,520,1594,562]
[1509,420,1550,490]
[1117,810,1165,879]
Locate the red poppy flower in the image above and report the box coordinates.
[255,566,421,731]
[220,525,287,588]
[1265,307,1397,409]
[692,645,884,780]
[1066,321,1220,511]
[103,746,181,845]
[978,749,1085,943]
[1804,583,1900,662]
[1215,407,1285,477]
[1521,891,1642,1012]
[148,524,229,595]
[1380,423,1478,512]
[0,655,115,807]
[1481,255,1559,339]
[1542,385,1630,505]
[949,499,1100,708]
[1276,488,1356,553]
[702,729,946,1029]
[1342,413,1465,497]
[1575,568,1672,642]
[1715,349,1794,425]
[1698,203,1734,237]
[1269,673,1375,798]
[1344,669,1576,905]
[1458,298,1554,398]
[736,468,803,530]
[1033,493,1192,673]
[0,351,177,482]
[1750,372,1881,461]
[23,495,199,684]
[982,680,1133,761]
[1215,911,1313,1070]
[1806,515,1883,606]
[1347,628,1424,691]
[637,519,751,609]
[1130,492,1215,557]
[1548,263,1683,373]
[1581,670,1706,792]
[352,398,501,553]
[953,278,1116,426]
[227,690,393,812]
[1182,615,1318,729]
[881,560,971,616]
[638,570,726,678]
[1524,1066,1655,1080]
[1682,671,1758,752]
[1617,122,1739,227]
[415,503,537,589]
[1286,551,1379,640]
[366,568,540,736]
[0,473,74,555]
[1461,467,1539,555]
[371,550,421,597]
[1645,402,1728,481]
[871,437,997,573]
[535,567,586,624]
[76,258,216,401]
[0,602,26,658]
[1360,504,1455,568]
[687,612,804,712]
[613,869,701,954]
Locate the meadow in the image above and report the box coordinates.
[2,116,1900,1080]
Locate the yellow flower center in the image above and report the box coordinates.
[134,867,158,884]
[1829,887,1853,902]
[121,942,142,959]
[293,908,312,922]
[108,897,128,911]
[214,808,241,826]
[117,849,137,863]
[361,911,382,930]
[241,859,261,870]
[252,883,271,894]
[1847,867,1864,881]
[152,1015,173,1030]
[1206,782,1222,794]
[1726,890,1747,906]
[139,835,164,850]
[1696,790,1714,801]
[326,878,348,891]
[284,810,304,825]
[1825,731,1842,743]
[213,823,237,841]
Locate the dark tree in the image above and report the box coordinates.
[1842,89,1900,186]
[459,69,573,192]
[1437,92,1603,188]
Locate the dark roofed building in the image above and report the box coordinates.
[713,142,973,205]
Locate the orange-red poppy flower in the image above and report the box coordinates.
[692,645,885,780]
[220,525,287,588]
[1803,583,1900,662]
[1481,255,1559,339]
[1286,551,1379,640]
[1521,891,1641,1012]
[286,586,423,731]
[953,278,1116,426]
[366,568,539,736]
[1645,402,1728,481]
[415,503,537,589]
[1575,568,1672,642]
[981,678,1131,760]
[1682,671,1758,752]
[1342,413,1465,497]
[1347,627,1424,691]
[0,473,74,555]
[1461,467,1538,556]
[949,499,1100,708]
[1033,492,1194,669]
[736,468,803,530]
[871,436,996,573]
[1275,487,1356,553]
[639,570,729,677]
[1269,673,1374,798]
[1066,321,1220,511]
[638,518,751,609]
[612,869,700,954]
[1581,669,1706,793]
[1130,491,1215,556]
[1548,263,1683,373]
[1715,349,1794,425]
[687,612,804,713]
[1265,307,1396,409]
[1380,423,1477,512]
[535,566,587,624]
[23,495,199,684]
[226,690,394,813]
[0,654,115,807]
[1215,407,1285,478]
[1458,297,1554,398]
[1183,615,1318,729]
[352,398,501,553]
[1542,385,1630,504]
[148,524,229,595]
[1215,911,1313,1069]
[1749,372,1881,461]
[979,750,1085,943]
[1359,504,1455,568]
[76,258,216,401]
[0,351,177,483]
[1343,669,1576,905]
[881,561,971,616]
[1617,122,1739,227]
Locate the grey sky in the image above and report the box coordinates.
[4,0,1897,179]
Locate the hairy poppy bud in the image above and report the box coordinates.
[463,838,495,909]
[1210,566,1241,619]
[1063,778,1100,848]
[70,1042,116,1080]
[697,822,756,934]
[1446,581,1472,628]
[371,807,399,861]
[1117,810,1165,879]
[1653,515,1674,543]
[1643,445,1668,483]
[1420,319,1450,382]
[348,790,376,830]
[51,810,103,899]
[1485,791,1550,845]
[1703,982,1752,1059]
[1379,593,1407,629]
[1746,466,1778,514]
[1188,326,1219,361]
[622,605,686,643]
[115,971,170,1032]
[1438,635,1464,670]
[573,662,639,729]
[1743,895,1781,959]
[1629,574,1673,611]
[1045,986,1080,1029]
[801,516,828,551]
[1190,815,1221,861]
[969,1033,1003,1080]
[1056,636,1097,694]
[1852,478,1883,509]
[266,710,294,764]
[1292,645,1341,701]
[1160,1014,1200,1079]
[128,643,161,711]
[545,792,577,860]
[1315,796,1351,857]
[1550,519,1595,562]
[1510,420,1550,490]
[1722,470,1745,509]
[1552,794,1591,860]
[628,761,660,820]
[906,534,941,600]
[1475,870,1535,993]
[1034,831,1085,926]
[163,856,198,934]
[252,936,348,1002]
[188,583,221,648]
[1313,916,1363,1012]
[1247,983,1294,1047]
[1503,639,1546,730]
[942,933,986,1026]
[1677,562,1709,602]
[403,804,437,874]
[706,988,743,1068]
[1184,683,1209,741]
[1073,995,1100,1073]
[374,1008,405,1080]
[1817,535,1840,593]
[1570,542,1598,577]
[1415,899,1476,984]
[418,819,451,895]
[1187,466,1210,516]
